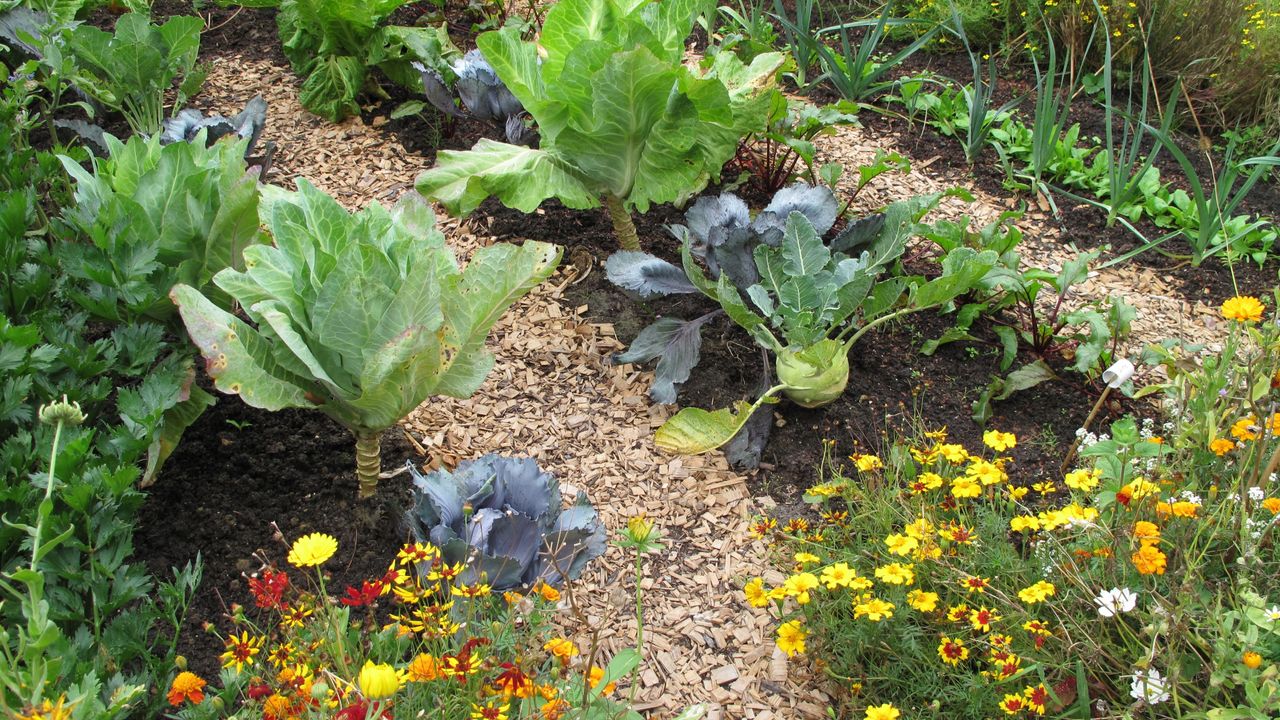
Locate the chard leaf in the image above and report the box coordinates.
[605,251,698,299]
[909,248,998,308]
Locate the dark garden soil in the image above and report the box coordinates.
[135,394,419,680]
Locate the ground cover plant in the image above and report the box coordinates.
[744,294,1280,718]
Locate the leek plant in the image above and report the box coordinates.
[1024,37,1075,207]
[950,6,1021,165]
[771,0,821,89]
[800,5,939,102]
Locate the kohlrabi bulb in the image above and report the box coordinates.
[776,339,850,408]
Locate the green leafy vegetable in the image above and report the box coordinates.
[61,13,205,134]
[57,131,265,324]
[171,181,561,497]
[416,0,784,250]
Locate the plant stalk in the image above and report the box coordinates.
[604,194,641,252]
[353,430,382,499]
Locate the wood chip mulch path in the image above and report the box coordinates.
[197,45,1235,718]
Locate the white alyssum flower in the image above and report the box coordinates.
[1248,486,1266,502]
[1095,587,1138,618]
[1130,668,1170,705]
[1177,490,1203,504]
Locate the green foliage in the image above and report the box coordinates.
[803,6,941,102]
[416,0,783,250]
[735,95,860,193]
[61,12,205,134]
[171,181,561,496]
[658,193,996,453]
[57,131,266,324]
[275,0,455,121]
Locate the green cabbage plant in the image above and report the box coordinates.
[415,0,784,251]
[171,181,561,498]
[651,192,998,456]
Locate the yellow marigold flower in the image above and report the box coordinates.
[1221,295,1264,322]
[853,597,895,621]
[968,459,1007,485]
[1155,500,1199,518]
[1017,580,1055,604]
[906,589,939,612]
[1031,480,1057,495]
[864,704,900,720]
[1242,651,1262,669]
[969,606,1001,632]
[776,620,807,656]
[805,482,840,497]
[1007,486,1029,501]
[535,582,561,603]
[406,653,441,682]
[848,575,875,591]
[744,577,770,607]
[1063,468,1100,491]
[983,430,1017,452]
[937,636,969,665]
[1010,515,1040,533]
[1132,545,1167,575]
[1231,416,1260,442]
[167,671,206,706]
[262,694,292,718]
[910,445,941,464]
[287,532,337,568]
[904,517,935,539]
[1263,497,1280,514]
[543,638,578,665]
[358,661,401,700]
[912,472,945,494]
[874,563,914,585]
[820,562,858,590]
[936,443,969,463]
[1210,438,1236,456]
[884,533,919,556]
[851,453,884,472]
[924,427,948,441]
[950,476,982,498]
[588,666,617,695]
[783,572,820,604]
[794,551,821,565]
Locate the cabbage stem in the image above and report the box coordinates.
[354,430,382,499]
[604,193,640,251]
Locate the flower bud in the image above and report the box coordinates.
[39,396,85,427]
[358,660,401,700]
[175,655,188,670]
[625,515,654,544]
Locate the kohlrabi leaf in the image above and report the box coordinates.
[779,210,831,277]
[605,251,698,299]
[613,312,718,403]
[656,393,780,454]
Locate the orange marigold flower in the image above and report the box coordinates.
[1132,545,1167,575]
[1263,497,1280,514]
[1210,438,1236,456]
[167,672,206,706]
[540,699,570,720]
[406,653,441,682]
[544,638,577,665]
[535,582,561,603]
[1132,521,1161,546]
[1242,651,1262,669]
[588,666,617,695]
[1221,295,1264,323]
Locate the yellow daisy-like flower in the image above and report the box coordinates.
[1017,580,1055,604]
[744,577,770,607]
[937,636,968,665]
[1010,515,1041,533]
[873,563,914,585]
[853,597,895,621]
[819,562,858,590]
[776,620,807,656]
[794,551,821,565]
[783,572,820,604]
[936,443,969,463]
[950,476,982,499]
[287,532,337,568]
[967,459,1007,486]
[906,589,939,612]
[851,453,884,472]
[1221,295,1264,322]
[1063,468,1100,491]
[983,430,1017,452]
[884,533,919,556]
[864,703,900,720]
